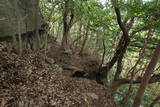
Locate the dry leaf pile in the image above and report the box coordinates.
[0,42,116,107]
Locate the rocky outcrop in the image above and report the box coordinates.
[0,0,43,38]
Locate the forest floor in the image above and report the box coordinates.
[47,37,101,79]
[0,38,116,107]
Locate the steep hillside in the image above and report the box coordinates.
[0,42,116,107]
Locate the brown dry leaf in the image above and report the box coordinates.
[0,42,116,107]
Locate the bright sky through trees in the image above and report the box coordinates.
[99,0,152,4]
[99,0,106,5]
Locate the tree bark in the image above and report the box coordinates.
[132,41,160,107]
[18,20,22,56]
[97,7,130,84]
[35,0,40,51]
[61,0,74,50]
[62,25,70,50]
[100,38,106,67]
[71,22,83,48]
[114,36,129,81]
[44,2,56,56]
[55,22,61,41]
[79,23,89,55]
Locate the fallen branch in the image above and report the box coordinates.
[113,73,160,88]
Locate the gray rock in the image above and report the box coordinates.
[0,0,43,38]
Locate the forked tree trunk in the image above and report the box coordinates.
[97,35,129,84]
[132,41,160,107]
[97,7,130,84]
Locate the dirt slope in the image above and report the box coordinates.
[0,42,116,107]
[47,37,100,80]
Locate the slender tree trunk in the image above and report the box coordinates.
[98,35,129,83]
[132,41,160,107]
[71,22,82,47]
[100,38,106,67]
[121,38,147,102]
[121,48,146,105]
[12,35,18,49]
[71,33,85,47]
[121,83,133,105]
[79,32,88,55]
[114,53,123,80]
[44,33,48,56]
[114,37,129,81]
[97,7,131,84]
[44,3,56,56]
[77,22,82,39]
[55,22,61,41]
[79,24,89,55]
[18,21,22,56]
[35,0,40,51]
[62,26,69,49]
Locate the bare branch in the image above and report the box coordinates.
[114,73,160,87]
[130,27,148,37]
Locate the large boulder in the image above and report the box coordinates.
[0,0,43,38]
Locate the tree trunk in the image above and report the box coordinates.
[71,22,82,48]
[96,7,131,84]
[35,0,40,51]
[12,35,18,49]
[18,20,22,56]
[61,0,74,50]
[62,27,69,49]
[55,22,61,41]
[79,24,89,55]
[114,36,129,81]
[132,41,160,107]
[100,38,106,67]
[97,35,129,84]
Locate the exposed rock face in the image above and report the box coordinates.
[0,0,43,38]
